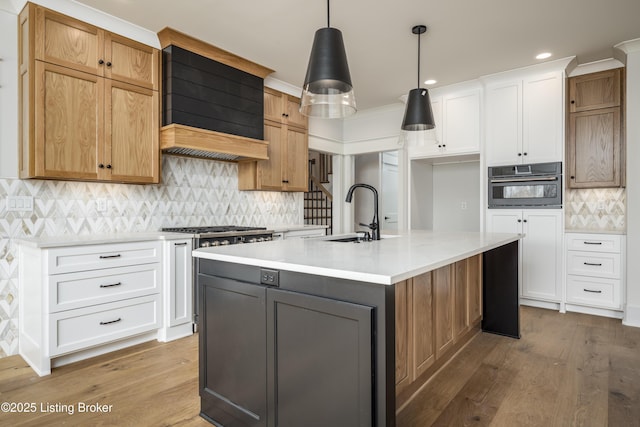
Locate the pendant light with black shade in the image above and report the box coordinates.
[401,25,435,131]
[300,0,356,119]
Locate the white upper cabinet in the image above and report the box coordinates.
[407,86,480,159]
[485,71,564,166]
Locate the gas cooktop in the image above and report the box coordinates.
[162,225,268,234]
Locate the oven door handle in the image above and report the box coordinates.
[490,176,559,183]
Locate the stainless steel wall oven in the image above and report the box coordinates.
[488,162,562,208]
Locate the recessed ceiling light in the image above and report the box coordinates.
[536,52,552,60]
[424,79,437,85]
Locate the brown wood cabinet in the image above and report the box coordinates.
[566,68,624,189]
[19,3,160,183]
[568,69,621,113]
[238,88,309,192]
[395,254,482,407]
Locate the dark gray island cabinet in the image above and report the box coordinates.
[193,231,520,427]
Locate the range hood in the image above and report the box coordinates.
[158,28,273,161]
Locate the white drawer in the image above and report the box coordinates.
[566,251,621,279]
[50,295,160,356]
[566,275,621,309]
[48,241,162,274]
[49,264,161,313]
[566,233,621,253]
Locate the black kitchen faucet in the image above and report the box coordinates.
[345,183,380,240]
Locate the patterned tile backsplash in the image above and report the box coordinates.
[565,188,626,232]
[0,155,302,357]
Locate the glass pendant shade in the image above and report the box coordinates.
[401,88,435,130]
[300,27,356,118]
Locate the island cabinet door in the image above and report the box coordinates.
[433,265,454,359]
[198,275,267,427]
[266,288,373,427]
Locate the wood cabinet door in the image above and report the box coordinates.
[105,80,159,183]
[34,5,104,76]
[285,95,308,129]
[395,280,412,391]
[263,87,284,123]
[467,254,482,325]
[569,68,621,113]
[105,33,159,90]
[568,107,621,188]
[412,272,434,378]
[35,61,102,180]
[266,288,372,427]
[485,81,522,166]
[283,127,308,191]
[257,121,285,190]
[453,260,469,341]
[433,265,453,359]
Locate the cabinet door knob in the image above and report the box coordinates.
[106,164,112,169]
[523,219,527,223]
[106,61,112,67]
[98,59,105,65]
[523,152,528,156]
[98,163,104,168]
[517,153,522,156]
[282,180,289,183]
[517,219,522,223]
[570,176,575,179]
[570,100,575,104]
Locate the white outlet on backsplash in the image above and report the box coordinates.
[6,196,33,212]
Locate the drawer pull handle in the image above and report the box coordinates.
[583,241,602,245]
[583,262,603,266]
[583,289,602,294]
[99,318,122,325]
[99,282,122,288]
[99,254,122,259]
[174,242,188,246]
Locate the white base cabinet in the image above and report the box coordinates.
[486,209,563,304]
[565,233,625,316]
[18,240,166,376]
[158,238,193,342]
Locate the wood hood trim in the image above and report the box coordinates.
[160,124,269,161]
[157,27,274,79]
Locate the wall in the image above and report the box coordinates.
[410,160,433,229]
[0,156,303,357]
[617,39,640,327]
[432,161,481,231]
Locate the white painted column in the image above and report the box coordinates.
[616,39,640,327]
[0,5,18,179]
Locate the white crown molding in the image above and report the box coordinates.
[264,76,301,97]
[567,58,625,77]
[615,38,640,54]
[479,56,576,84]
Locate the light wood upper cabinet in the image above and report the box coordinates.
[566,68,624,188]
[569,69,621,113]
[19,2,160,183]
[238,88,308,192]
[264,87,308,130]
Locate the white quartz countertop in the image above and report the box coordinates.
[193,230,522,285]
[267,224,329,233]
[15,231,190,248]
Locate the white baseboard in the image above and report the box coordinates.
[157,323,193,342]
[623,304,640,327]
[519,298,561,311]
[565,304,624,319]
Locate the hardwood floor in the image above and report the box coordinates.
[397,306,640,427]
[0,307,638,426]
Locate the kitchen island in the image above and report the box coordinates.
[193,231,521,427]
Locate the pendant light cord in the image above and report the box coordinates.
[417,31,421,88]
[327,0,330,27]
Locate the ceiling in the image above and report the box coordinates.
[75,0,640,111]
